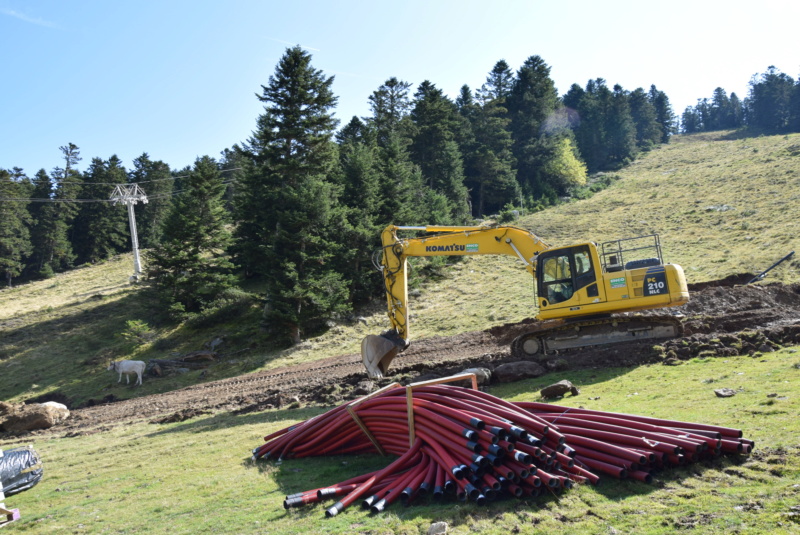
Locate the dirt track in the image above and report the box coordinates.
[30,277,800,437]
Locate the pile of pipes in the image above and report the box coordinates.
[252,375,752,517]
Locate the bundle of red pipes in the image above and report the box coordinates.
[252,377,752,517]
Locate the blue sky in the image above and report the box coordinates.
[2,0,798,178]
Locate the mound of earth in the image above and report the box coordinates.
[11,277,800,438]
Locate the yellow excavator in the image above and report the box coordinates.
[361,224,689,378]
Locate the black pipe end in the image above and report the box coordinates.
[486,453,502,467]
[465,483,480,500]
[361,494,379,509]
[462,428,477,440]
[510,426,528,442]
[433,485,444,500]
[370,498,387,514]
[317,488,337,499]
[325,501,344,517]
[474,493,486,506]
[452,465,464,480]
[470,417,485,430]
[400,488,413,506]
[283,497,301,509]
[444,479,455,494]
[466,440,481,453]
[419,482,431,497]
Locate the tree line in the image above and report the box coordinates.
[681,65,800,133]
[1,48,676,343]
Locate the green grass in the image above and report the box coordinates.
[3,349,799,534]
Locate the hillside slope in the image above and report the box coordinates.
[1,131,799,407]
[521,131,800,283]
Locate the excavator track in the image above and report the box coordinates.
[510,314,684,360]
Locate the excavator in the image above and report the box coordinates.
[361,224,689,378]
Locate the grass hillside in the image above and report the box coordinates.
[2,131,800,409]
[524,131,800,283]
[1,130,800,533]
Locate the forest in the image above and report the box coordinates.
[2,48,800,344]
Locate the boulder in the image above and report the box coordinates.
[714,388,737,398]
[1,403,70,433]
[428,522,449,535]
[493,361,546,383]
[0,401,18,416]
[462,367,492,386]
[540,380,580,399]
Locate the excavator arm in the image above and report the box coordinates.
[362,224,550,378]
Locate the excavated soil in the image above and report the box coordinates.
[14,276,800,437]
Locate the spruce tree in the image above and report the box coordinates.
[234,46,349,343]
[681,106,702,133]
[129,153,174,248]
[483,60,514,102]
[72,156,129,264]
[606,84,638,166]
[147,156,234,313]
[334,117,383,303]
[409,80,470,222]
[29,144,82,276]
[463,86,519,216]
[0,169,32,287]
[366,78,423,225]
[507,56,562,200]
[747,66,795,132]
[628,88,661,148]
[26,169,54,276]
[648,85,676,143]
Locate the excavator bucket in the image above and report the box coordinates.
[361,334,402,378]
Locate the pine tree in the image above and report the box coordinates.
[729,93,745,129]
[462,87,519,216]
[482,60,514,102]
[507,56,562,199]
[26,169,54,276]
[409,81,470,222]
[648,85,676,143]
[129,153,174,248]
[564,79,611,173]
[72,156,129,264]
[368,77,413,147]
[29,144,82,276]
[606,84,637,165]
[233,46,350,343]
[0,169,32,287]
[747,66,795,132]
[681,106,702,133]
[628,88,661,149]
[366,78,423,225]
[334,117,383,303]
[147,156,234,313]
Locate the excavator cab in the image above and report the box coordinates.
[537,245,598,308]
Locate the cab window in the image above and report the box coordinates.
[542,254,573,304]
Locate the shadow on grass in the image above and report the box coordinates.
[0,287,282,407]
[144,405,329,439]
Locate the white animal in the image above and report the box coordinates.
[107,360,146,385]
